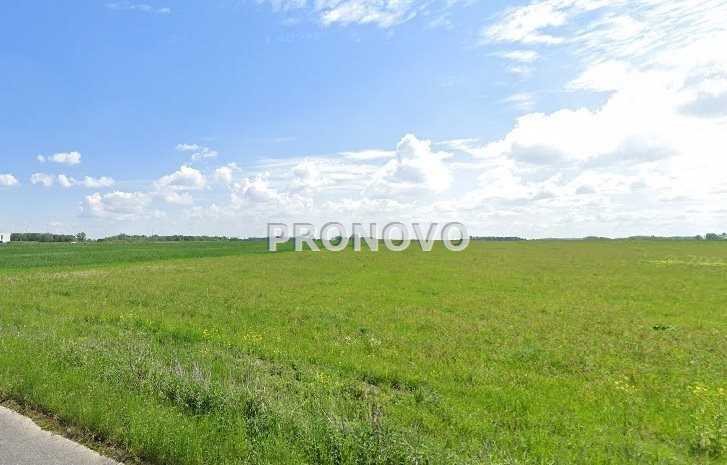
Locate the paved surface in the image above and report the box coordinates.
[0,406,120,465]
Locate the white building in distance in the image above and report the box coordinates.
[0,233,11,243]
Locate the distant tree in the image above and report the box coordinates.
[96,234,238,243]
[76,232,87,242]
[10,232,73,242]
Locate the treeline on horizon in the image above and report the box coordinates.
[7,232,727,243]
[8,233,253,243]
[584,233,727,241]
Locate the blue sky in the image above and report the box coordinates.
[1,0,726,238]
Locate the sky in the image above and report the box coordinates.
[1,0,726,239]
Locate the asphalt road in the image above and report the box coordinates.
[0,406,120,465]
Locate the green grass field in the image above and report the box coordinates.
[0,241,725,464]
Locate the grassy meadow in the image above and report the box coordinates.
[0,240,725,464]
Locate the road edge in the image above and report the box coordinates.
[0,398,154,465]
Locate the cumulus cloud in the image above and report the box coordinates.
[477,107,675,168]
[369,133,453,196]
[155,165,206,191]
[472,0,727,209]
[30,173,55,187]
[233,173,279,204]
[230,172,312,212]
[81,191,151,220]
[152,165,207,205]
[290,160,331,192]
[157,191,194,205]
[81,176,115,188]
[246,155,381,194]
[37,151,82,165]
[213,163,241,185]
[30,173,114,189]
[0,173,19,187]
[57,174,75,188]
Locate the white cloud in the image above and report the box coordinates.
[320,197,411,214]
[567,60,635,92]
[81,191,151,220]
[31,173,55,187]
[229,172,313,213]
[106,2,170,14]
[438,138,479,152]
[30,173,115,189]
[507,64,535,78]
[481,0,571,45]
[496,50,539,63]
[37,151,82,166]
[341,149,395,161]
[81,176,115,188]
[154,165,206,191]
[213,163,240,185]
[476,91,681,167]
[157,191,194,205]
[426,14,453,30]
[57,174,75,188]
[0,173,19,187]
[175,143,204,152]
[253,155,383,196]
[478,0,727,176]
[176,143,218,161]
[502,92,536,112]
[264,0,308,13]
[260,0,419,28]
[152,165,207,205]
[319,0,416,27]
[569,2,727,68]
[369,133,453,195]
[233,173,280,204]
[482,1,727,67]
[290,159,331,191]
[192,151,218,161]
[495,50,540,76]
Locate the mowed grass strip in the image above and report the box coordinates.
[0,241,726,464]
